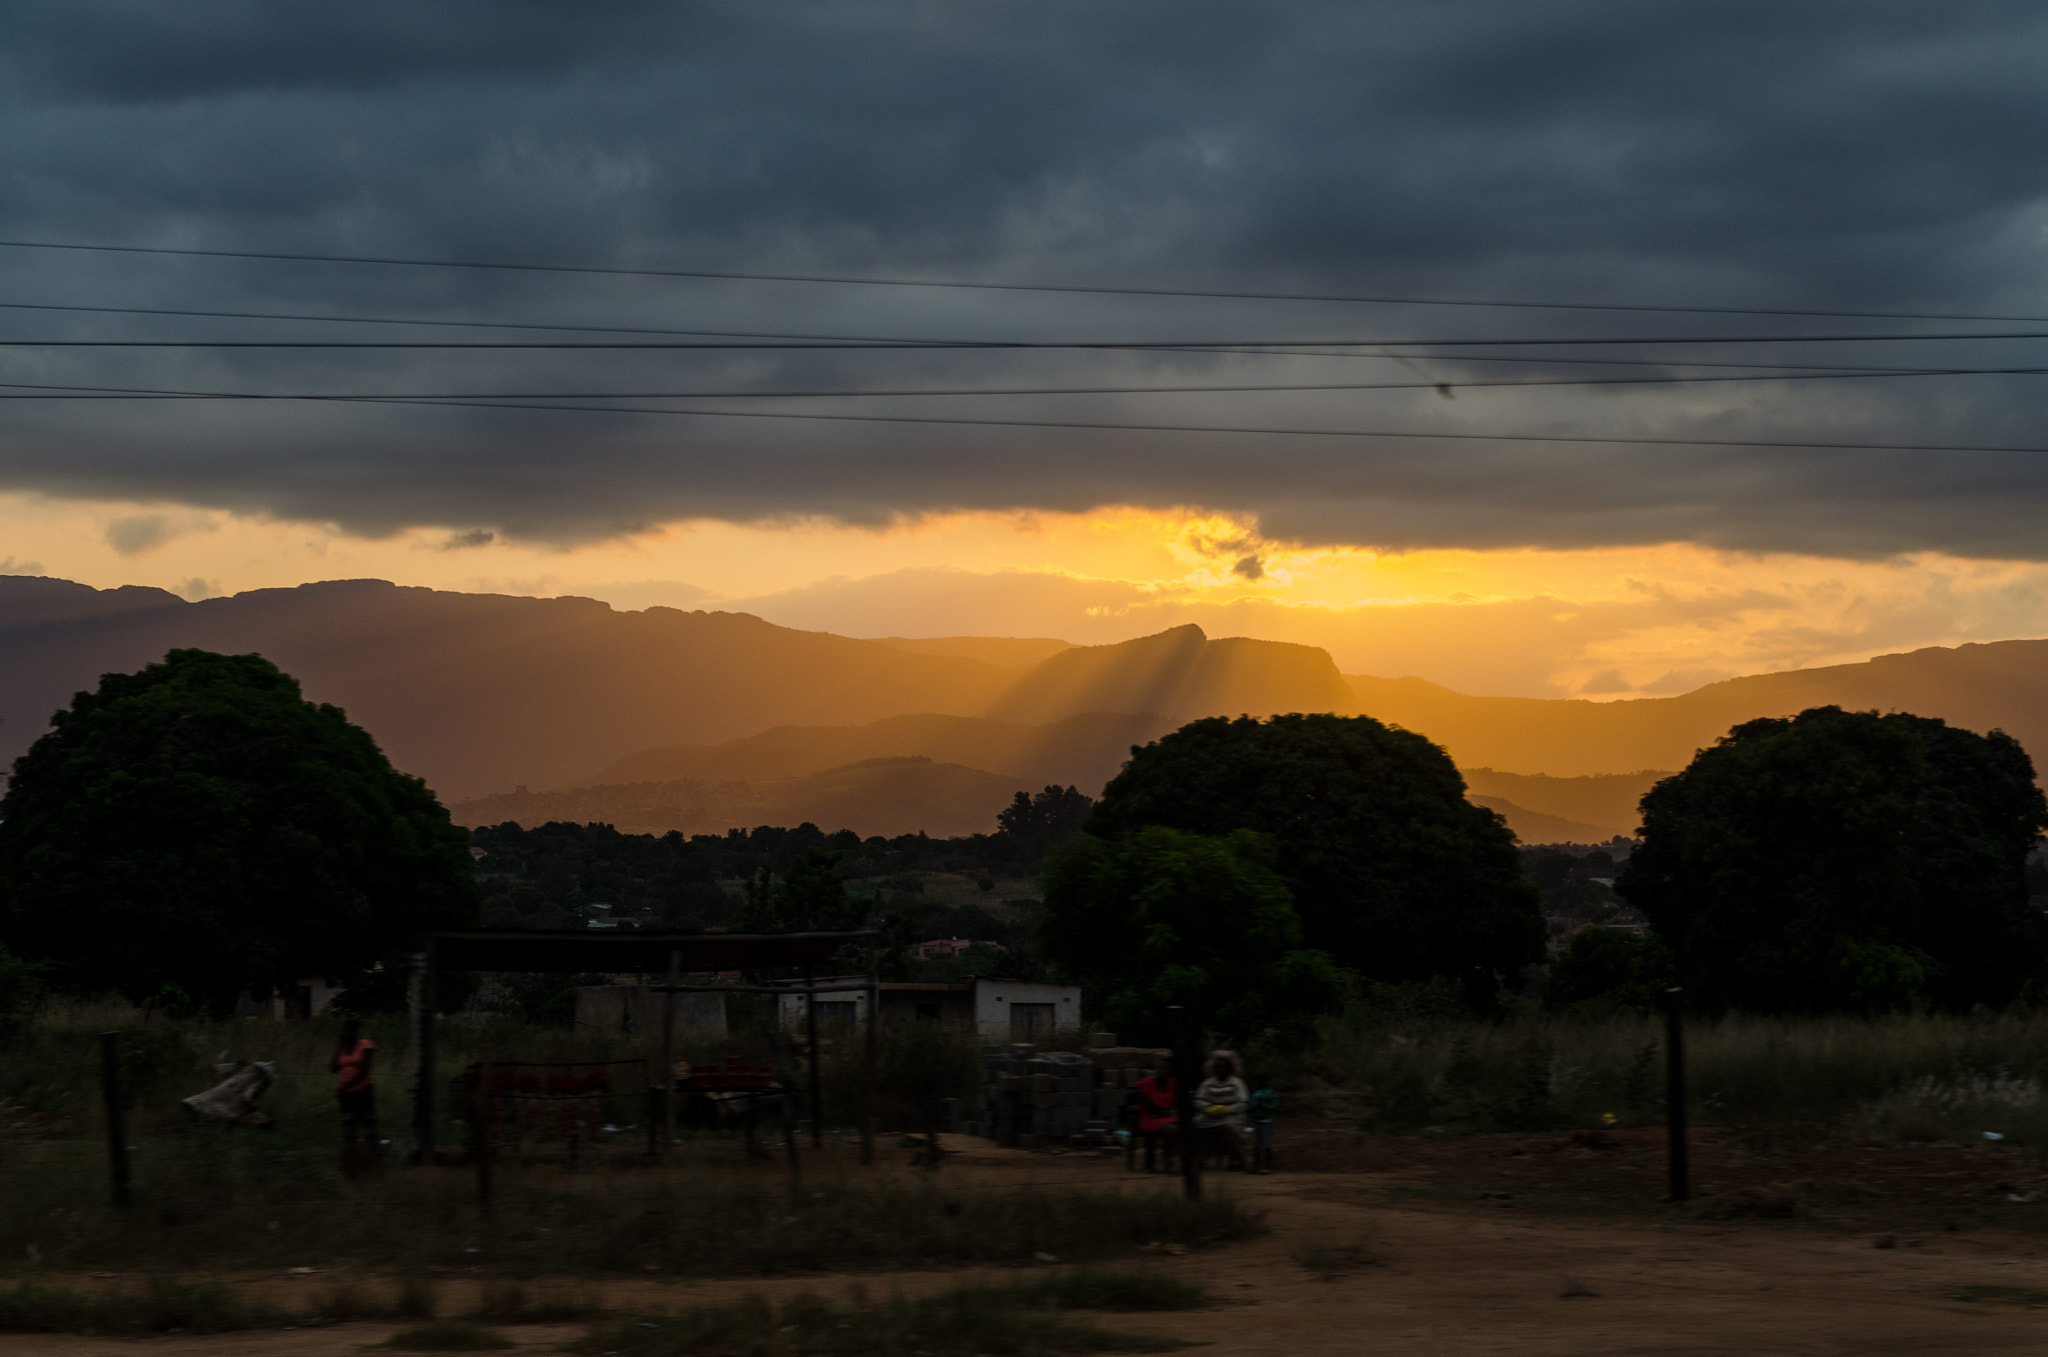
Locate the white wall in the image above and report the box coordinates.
[972,978,1081,1041]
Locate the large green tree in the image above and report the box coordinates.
[1040,825,1352,1044]
[0,649,479,1010]
[1081,714,1542,997]
[1618,705,2048,1013]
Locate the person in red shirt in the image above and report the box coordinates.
[331,1019,376,1143]
[1134,1056,1179,1173]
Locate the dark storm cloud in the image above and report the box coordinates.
[5,0,2048,555]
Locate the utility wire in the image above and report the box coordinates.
[10,363,2048,402]
[4,378,2043,456]
[0,301,2028,376]
[4,330,2048,349]
[4,237,2046,326]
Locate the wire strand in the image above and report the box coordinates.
[5,237,2046,326]
[4,329,2048,350]
[6,380,2042,454]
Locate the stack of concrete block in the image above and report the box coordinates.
[970,1035,1171,1150]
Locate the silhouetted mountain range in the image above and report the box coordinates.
[11,574,2048,846]
[452,756,1022,839]
[1345,641,2048,779]
[0,577,1327,803]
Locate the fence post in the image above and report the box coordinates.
[411,945,439,1167]
[100,1031,131,1210]
[1167,1006,1200,1201]
[471,1053,493,1216]
[860,945,879,1166]
[766,1019,802,1198]
[1665,986,1689,1203]
[659,949,680,1156]
[804,969,824,1149]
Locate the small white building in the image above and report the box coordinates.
[776,976,1081,1041]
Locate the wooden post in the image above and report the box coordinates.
[659,949,681,1157]
[1665,986,1689,1203]
[412,945,439,1168]
[859,946,879,1166]
[766,1019,802,1197]
[1168,1006,1200,1201]
[804,969,824,1149]
[100,1031,131,1210]
[471,1053,493,1216]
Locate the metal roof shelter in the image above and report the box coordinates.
[410,929,878,1170]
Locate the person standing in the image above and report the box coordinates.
[1248,1070,1278,1174]
[331,1019,377,1143]
[1193,1052,1249,1171]
[1133,1056,1179,1172]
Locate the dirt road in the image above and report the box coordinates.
[6,1163,2047,1355]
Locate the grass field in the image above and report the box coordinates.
[11,993,2048,1288]
[1270,1000,2048,1149]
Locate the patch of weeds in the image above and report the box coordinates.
[314,1279,389,1321]
[1951,1285,2048,1307]
[473,1279,604,1323]
[1692,1186,1799,1220]
[396,1274,439,1319]
[374,1319,518,1350]
[1292,1239,1379,1278]
[0,1281,98,1332]
[574,1286,1190,1356]
[0,1276,286,1334]
[957,1270,1210,1312]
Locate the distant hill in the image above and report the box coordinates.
[870,636,1074,668]
[1467,795,1622,846]
[449,755,1021,839]
[0,576,1334,803]
[15,573,2048,838]
[0,576,1010,800]
[577,711,1179,791]
[1346,640,2048,776]
[1459,768,1668,840]
[987,625,1352,725]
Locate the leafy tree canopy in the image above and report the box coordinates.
[1040,825,1353,1045]
[995,784,1094,865]
[1618,705,2048,1013]
[1083,714,1542,996]
[1544,927,1674,1015]
[0,649,479,1011]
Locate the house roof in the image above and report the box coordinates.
[427,929,873,974]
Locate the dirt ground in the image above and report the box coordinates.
[10,1129,2048,1356]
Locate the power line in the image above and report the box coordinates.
[10,362,2048,403]
[4,329,2048,350]
[5,379,2044,455]
[0,298,956,342]
[0,300,2024,376]
[3,237,2045,327]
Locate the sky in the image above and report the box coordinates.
[7,2,2048,698]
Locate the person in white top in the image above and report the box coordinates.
[1191,1051,1249,1171]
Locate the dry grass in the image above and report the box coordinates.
[573,1277,1198,1357]
[373,1320,517,1351]
[1269,1003,2048,1148]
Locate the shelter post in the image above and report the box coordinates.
[804,968,823,1148]
[766,1019,802,1196]
[659,948,680,1156]
[1168,1005,1201,1201]
[411,944,439,1167]
[471,1051,493,1215]
[860,945,879,1166]
[100,1031,131,1210]
[1665,986,1689,1202]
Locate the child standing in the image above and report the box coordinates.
[331,1019,376,1144]
[1248,1071,1278,1174]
